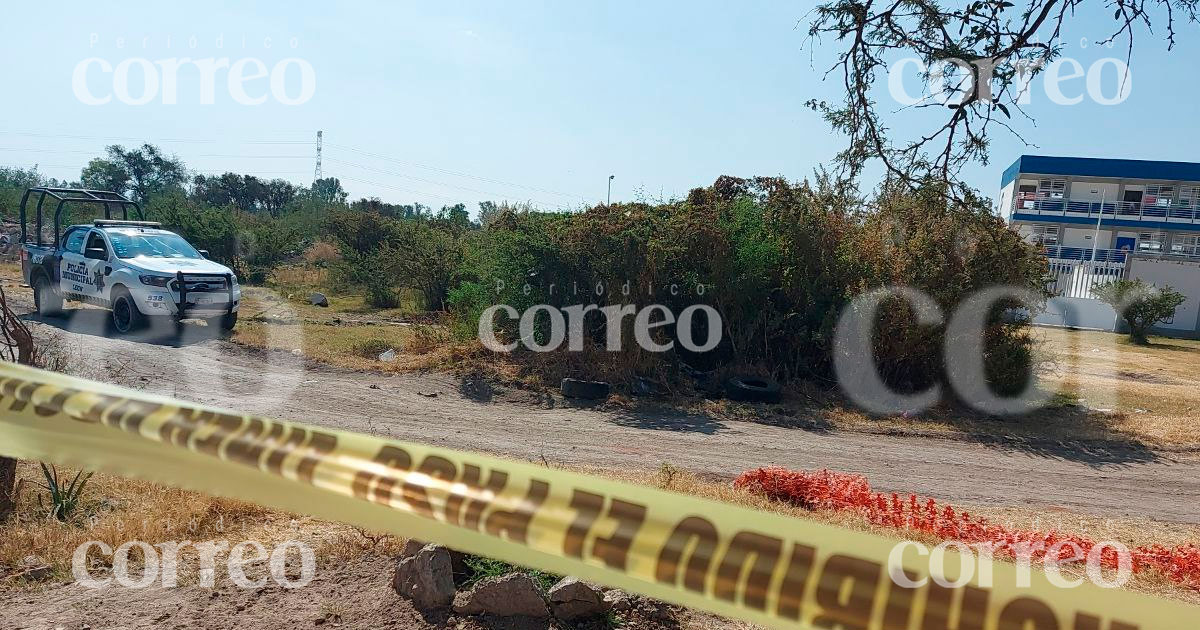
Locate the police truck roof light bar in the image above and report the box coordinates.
[92,220,162,228]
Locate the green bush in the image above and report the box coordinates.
[1094,278,1187,344]
[444,176,1049,402]
[339,247,402,308]
[146,193,240,262]
[325,210,462,311]
[38,463,92,522]
[447,281,491,340]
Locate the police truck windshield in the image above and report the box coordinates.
[107,231,201,259]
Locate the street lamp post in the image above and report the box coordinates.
[607,175,614,205]
[1089,187,1107,264]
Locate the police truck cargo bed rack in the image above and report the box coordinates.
[17,187,144,247]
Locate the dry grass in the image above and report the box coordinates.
[4,458,1194,605]
[1035,326,1200,444]
[686,326,1200,448]
[232,318,478,374]
[0,460,404,585]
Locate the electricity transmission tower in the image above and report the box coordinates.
[313,130,323,182]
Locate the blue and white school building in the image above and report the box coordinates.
[1000,155,1200,335]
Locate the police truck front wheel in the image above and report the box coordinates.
[32,275,62,317]
[110,290,145,334]
[207,312,237,332]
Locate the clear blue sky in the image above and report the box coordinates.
[2,1,1198,214]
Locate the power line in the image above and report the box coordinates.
[325,157,568,209]
[1,129,587,208]
[325,142,582,200]
[0,148,310,159]
[0,130,311,144]
[7,161,308,177]
[338,175,466,205]
[192,170,311,176]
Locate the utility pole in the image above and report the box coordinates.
[607,175,614,205]
[313,130,323,182]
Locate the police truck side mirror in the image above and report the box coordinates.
[198,249,209,258]
[84,247,108,261]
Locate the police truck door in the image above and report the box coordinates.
[58,228,92,300]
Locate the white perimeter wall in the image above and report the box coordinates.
[1034,297,1118,330]
[1127,257,1200,332]
[1035,257,1200,335]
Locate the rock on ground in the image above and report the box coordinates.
[399,539,467,576]
[548,577,609,620]
[452,573,549,618]
[392,544,456,610]
[399,539,426,558]
[603,589,634,612]
[309,292,329,307]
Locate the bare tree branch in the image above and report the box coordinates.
[806,0,1199,202]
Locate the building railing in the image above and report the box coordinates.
[1013,192,1200,223]
[1039,245,1200,263]
[1041,245,1129,262]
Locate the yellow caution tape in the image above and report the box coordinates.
[0,361,1194,629]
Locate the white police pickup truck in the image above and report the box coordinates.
[18,188,240,334]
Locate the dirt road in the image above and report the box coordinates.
[20,303,1200,525]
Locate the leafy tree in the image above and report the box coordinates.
[310,177,348,205]
[476,200,537,230]
[324,208,402,254]
[1094,278,1187,344]
[350,197,430,219]
[436,203,473,233]
[0,166,47,220]
[477,201,500,227]
[81,144,186,203]
[80,158,130,195]
[262,179,298,216]
[190,174,297,216]
[191,173,260,212]
[393,220,462,310]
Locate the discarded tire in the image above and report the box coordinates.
[724,375,781,403]
[561,378,610,400]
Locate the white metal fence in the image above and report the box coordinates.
[1046,260,1126,299]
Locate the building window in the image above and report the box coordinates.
[1138,232,1166,253]
[1016,184,1037,210]
[1030,225,1059,246]
[1145,184,1176,207]
[1037,178,1065,199]
[1171,234,1200,256]
[1180,185,1200,209]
